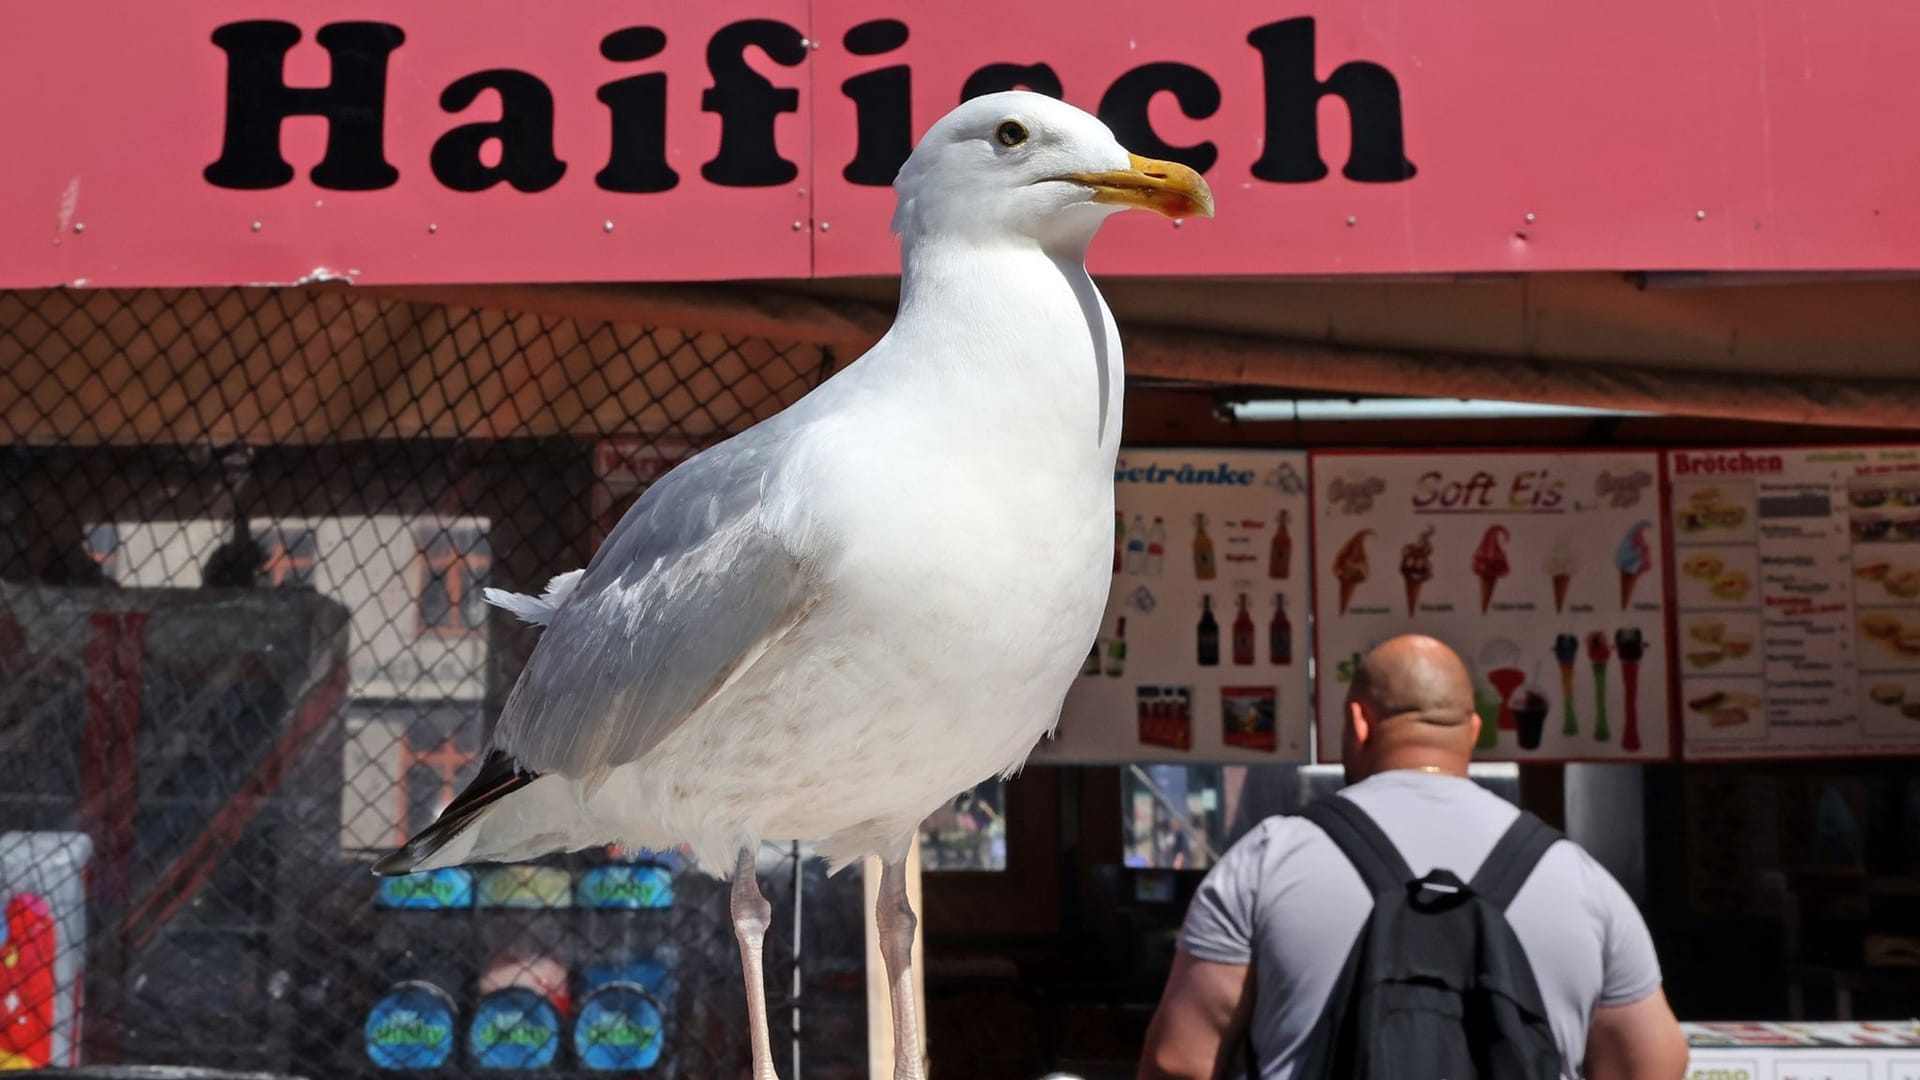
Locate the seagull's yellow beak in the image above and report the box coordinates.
[1061,153,1215,220]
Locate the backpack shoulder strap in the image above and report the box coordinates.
[1300,795,1415,897]
[1468,810,1565,911]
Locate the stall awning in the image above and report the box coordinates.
[6,273,1919,447]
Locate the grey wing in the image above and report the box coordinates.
[491,431,821,781]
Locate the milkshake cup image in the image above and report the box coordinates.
[1478,638,1523,734]
[1472,525,1512,614]
[1399,526,1435,616]
[1331,529,1374,615]
[1512,686,1552,751]
[1472,677,1501,749]
[1488,668,1525,733]
[1615,627,1646,752]
[1552,633,1580,736]
[1614,520,1653,610]
[1586,631,1613,742]
[1544,536,1576,614]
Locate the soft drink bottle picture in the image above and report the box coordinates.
[1192,513,1217,580]
[1232,593,1256,666]
[1146,516,1167,576]
[1126,514,1148,575]
[1197,595,1220,666]
[1269,594,1292,665]
[1105,616,1128,677]
[1269,509,1292,579]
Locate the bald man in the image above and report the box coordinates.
[1139,635,1687,1080]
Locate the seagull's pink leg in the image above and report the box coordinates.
[877,855,927,1080]
[730,846,781,1080]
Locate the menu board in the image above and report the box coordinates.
[1684,1021,1920,1080]
[1034,449,1313,764]
[1671,445,1920,759]
[1311,450,1673,762]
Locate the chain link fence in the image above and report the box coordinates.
[0,286,870,1079]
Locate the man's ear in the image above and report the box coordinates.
[1346,700,1371,750]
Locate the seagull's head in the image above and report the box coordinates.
[891,91,1214,256]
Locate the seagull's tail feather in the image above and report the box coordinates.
[372,750,579,875]
[482,569,584,627]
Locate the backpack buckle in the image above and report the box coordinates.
[1407,869,1472,913]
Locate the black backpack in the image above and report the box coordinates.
[1277,795,1566,1080]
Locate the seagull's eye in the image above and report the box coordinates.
[995,121,1029,148]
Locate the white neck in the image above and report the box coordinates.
[876,238,1122,453]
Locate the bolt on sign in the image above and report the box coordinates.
[4,0,1920,286]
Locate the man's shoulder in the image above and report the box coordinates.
[1227,811,1324,860]
[1527,833,1631,900]
[1210,811,1347,886]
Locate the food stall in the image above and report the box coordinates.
[4,0,1920,1077]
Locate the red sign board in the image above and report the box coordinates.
[4,0,1920,286]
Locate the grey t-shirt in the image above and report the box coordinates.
[1178,770,1662,1079]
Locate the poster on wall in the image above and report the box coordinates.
[1670,445,1920,760]
[1034,449,1312,764]
[1311,450,1673,763]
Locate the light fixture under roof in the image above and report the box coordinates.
[1220,397,1657,423]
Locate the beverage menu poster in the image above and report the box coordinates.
[1671,445,1920,760]
[1034,449,1313,764]
[1311,449,1674,763]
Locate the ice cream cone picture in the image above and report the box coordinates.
[1544,536,1576,614]
[1614,520,1652,610]
[1586,631,1612,742]
[1472,526,1512,614]
[1615,627,1646,752]
[1552,633,1580,737]
[1332,529,1373,615]
[1399,526,1435,616]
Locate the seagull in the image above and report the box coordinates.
[373,91,1212,1080]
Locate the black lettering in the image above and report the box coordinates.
[1097,63,1220,173]
[1247,17,1415,183]
[840,20,910,186]
[701,19,807,187]
[430,71,567,192]
[204,21,404,190]
[960,63,1063,101]
[596,28,678,193]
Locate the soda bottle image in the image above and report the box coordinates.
[1146,517,1167,577]
[1104,617,1128,677]
[1231,593,1255,666]
[1269,594,1292,665]
[1125,514,1148,575]
[1269,510,1292,579]
[1197,595,1220,666]
[1192,513,1217,580]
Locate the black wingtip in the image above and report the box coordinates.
[369,749,538,877]
[371,848,419,877]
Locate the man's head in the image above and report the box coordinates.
[1340,634,1482,783]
